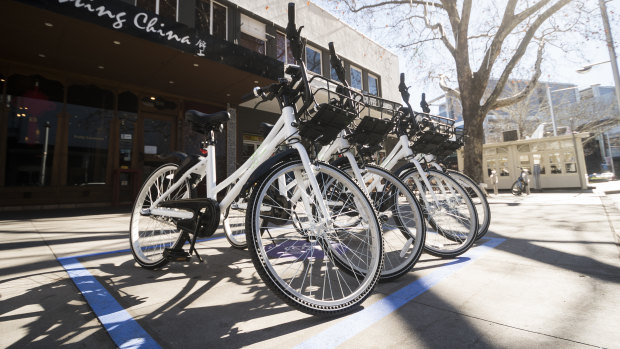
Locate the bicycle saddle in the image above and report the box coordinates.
[185,110,230,129]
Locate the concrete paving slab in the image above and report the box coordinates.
[1,189,619,348]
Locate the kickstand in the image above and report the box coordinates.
[188,219,204,263]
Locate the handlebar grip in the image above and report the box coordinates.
[400,73,405,84]
[288,3,296,28]
[240,91,257,103]
[329,42,336,57]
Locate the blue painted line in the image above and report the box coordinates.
[58,234,226,348]
[59,257,161,349]
[294,237,506,349]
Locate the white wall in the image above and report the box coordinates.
[228,0,401,101]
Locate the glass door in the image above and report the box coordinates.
[141,113,175,178]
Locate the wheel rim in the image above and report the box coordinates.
[403,171,476,256]
[130,165,190,265]
[360,167,424,278]
[251,162,382,309]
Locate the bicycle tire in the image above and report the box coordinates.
[400,168,478,258]
[344,165,426,281]
[129,164,191,269]
[446,170,491,240]
[511,180,523,196]
[223,195,249,249]
[246,160,384,316]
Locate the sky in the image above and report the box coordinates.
[312,0,620,106]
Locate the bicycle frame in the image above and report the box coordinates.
[379,134,445,208]
[144,105,331,224]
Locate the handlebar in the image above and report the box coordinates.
[329,42,347,84]
[244,3,313,113]
[288,2,295,28]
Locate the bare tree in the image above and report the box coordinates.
[320,0,592,182]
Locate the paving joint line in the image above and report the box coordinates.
[412,300,603,348]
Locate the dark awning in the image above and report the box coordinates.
[0,0,283,107]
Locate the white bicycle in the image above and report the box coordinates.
[128,3,383,316]
[377,73,478,258]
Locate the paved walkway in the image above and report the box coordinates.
[1,185,619,348]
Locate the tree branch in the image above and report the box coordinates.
[476,0,552,86]
[489,41,545,110]
[482,0,571,111]
[439,74,461,99]
[422,4,456,57]
[344,0,443,12]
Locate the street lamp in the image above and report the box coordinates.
[576,60,611,74]
[545,85,580,137]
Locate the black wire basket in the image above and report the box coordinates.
[347,95,398,153]
[297,74,366,146]
[408,112,457,155]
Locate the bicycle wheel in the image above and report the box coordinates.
[223,195,249,249]
[349,165,425,281]
[129,164,191,269]
[246,160,383,316]
[511,180,523,196]
[401,168,478,258]
[446,170,491,240]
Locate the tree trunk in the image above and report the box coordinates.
[462,110,485,184]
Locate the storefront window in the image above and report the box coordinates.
[486,159,496,177]
[564,151,577,173]
[350,66,362,90]
[66,85,113,185]
[306,46,322,75]
[5,75,63,186]
[118,92,138,169]
[519,154,531,173]
[499,156,509,176]
[549,152,561,174]
[533,153,546,175]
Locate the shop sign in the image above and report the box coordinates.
[20,0,206,56]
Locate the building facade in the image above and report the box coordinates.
[0,0,399,208]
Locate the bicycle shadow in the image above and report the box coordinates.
[83,241,338,348]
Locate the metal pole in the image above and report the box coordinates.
[40,121,50,186]
[599,0,620,111]
[546,84,558,136]
[571,118,585,189]
[606,131,616,177]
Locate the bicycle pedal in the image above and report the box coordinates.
[163,248,191,262]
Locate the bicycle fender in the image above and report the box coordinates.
[241,148,300,193]
[393,163,417,177]
[329,156,350,169]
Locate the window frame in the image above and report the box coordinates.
[240,13,266,55]
[305,45,323,75]
[276,31,295,64]
[350,65,363,91]
[210,0,228,41]
[367,72,379,96]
